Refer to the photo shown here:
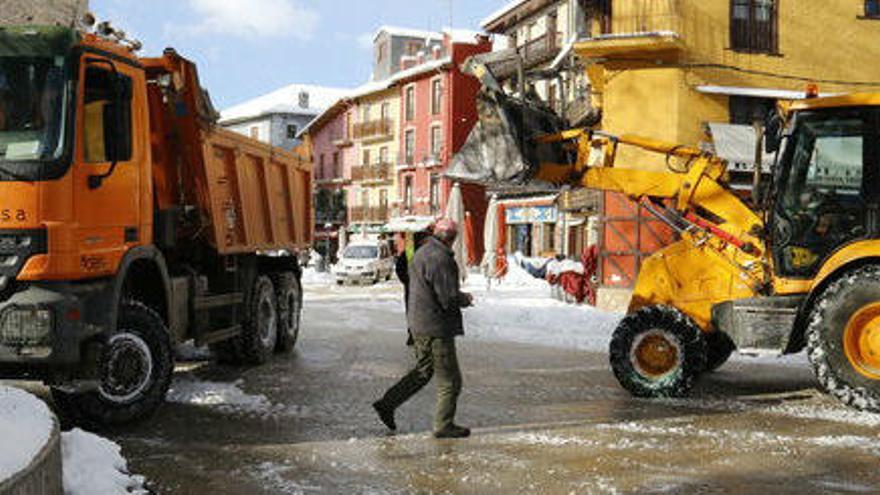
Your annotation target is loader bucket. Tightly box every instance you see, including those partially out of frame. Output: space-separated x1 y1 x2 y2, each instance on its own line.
447 90 573 185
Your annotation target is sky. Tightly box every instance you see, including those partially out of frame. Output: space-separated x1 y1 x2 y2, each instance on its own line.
91 0 506 110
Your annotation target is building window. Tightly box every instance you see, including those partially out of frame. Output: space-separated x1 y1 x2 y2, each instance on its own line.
730 0 778 53
430 174 440 214
430 126 442 158
381 102 390 122
362 104 371 123
363 149 371 166
404 175 414 212
431 79 443 115
287 124 298 139
332 151 339 177
379 146 388 164
866 0 880 17
318 154 325 179
729 96 776 125
405 41 421 56
250 126 259 140
380 189 388 213
404 129 415 164
405 86 415 121
376 41 386 64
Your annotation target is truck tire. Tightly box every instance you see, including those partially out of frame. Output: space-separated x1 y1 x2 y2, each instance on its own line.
51 301 174 427
273 272 302 353
806 265 880 412
609 305 706 398
236 275 278 364
704 330 736 372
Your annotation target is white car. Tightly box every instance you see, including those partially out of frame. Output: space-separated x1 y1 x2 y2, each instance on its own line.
333 241 394 285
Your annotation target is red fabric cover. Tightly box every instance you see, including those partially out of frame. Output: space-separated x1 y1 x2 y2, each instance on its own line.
464 212 477 266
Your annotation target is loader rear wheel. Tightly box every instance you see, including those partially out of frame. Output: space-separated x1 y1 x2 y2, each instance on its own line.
236 275 278 365
273 272 302 353
609 306 706 398
51 301 173 428
704 331 736 372
806 265 880 412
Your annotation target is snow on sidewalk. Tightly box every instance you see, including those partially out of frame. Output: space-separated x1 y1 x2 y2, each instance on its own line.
0 385 53 482
61 429 147 495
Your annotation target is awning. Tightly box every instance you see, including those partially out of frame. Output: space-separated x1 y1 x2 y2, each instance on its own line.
384 216 435 233
697 85 838 100
708 123 774 172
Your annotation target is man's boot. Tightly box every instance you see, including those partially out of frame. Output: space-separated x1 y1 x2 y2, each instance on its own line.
372 400 396 431
433 424 470 439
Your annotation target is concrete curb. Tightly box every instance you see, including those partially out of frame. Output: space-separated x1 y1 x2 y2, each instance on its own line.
0 417 63 495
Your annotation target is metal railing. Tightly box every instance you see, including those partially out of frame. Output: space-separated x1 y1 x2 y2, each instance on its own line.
350 163 394 183
352 119 394 140
590 0 682 38
349 206 390 223
315 209 347 224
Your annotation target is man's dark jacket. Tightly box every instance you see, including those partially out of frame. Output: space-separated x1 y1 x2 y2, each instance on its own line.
407 237 469 338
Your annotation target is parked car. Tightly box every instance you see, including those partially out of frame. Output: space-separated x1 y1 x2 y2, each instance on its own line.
333 241 394 285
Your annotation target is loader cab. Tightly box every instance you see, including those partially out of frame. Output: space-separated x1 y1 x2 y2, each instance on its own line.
769 104 880 279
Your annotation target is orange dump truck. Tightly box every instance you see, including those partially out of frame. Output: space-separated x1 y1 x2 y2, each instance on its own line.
0 24 312 425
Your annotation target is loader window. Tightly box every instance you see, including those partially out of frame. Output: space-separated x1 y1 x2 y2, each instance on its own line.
774 110 871 277
82 67 132 163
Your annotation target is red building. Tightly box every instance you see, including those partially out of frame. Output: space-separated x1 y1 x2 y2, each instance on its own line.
394 31 492 259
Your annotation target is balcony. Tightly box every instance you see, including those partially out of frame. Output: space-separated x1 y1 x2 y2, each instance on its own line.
352 119 394 143
315 209 347 225
575 0 684 60
350 163 394 184
330 130 353 148
520 32 563 70
349 206 390 223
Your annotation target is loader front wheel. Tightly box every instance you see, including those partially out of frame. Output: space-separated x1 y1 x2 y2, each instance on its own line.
609 306 706 398
806 265 880 412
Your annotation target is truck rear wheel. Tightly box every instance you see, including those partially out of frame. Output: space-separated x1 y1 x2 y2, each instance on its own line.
273 272 302 353
806 265 880 412
236 275 277 364
52 301 174 427
609 306 706 398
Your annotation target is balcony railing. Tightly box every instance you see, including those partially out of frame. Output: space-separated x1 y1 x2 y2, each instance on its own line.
352 119 394 141
350 163 394 183
592 0 681 39
330 130 353 147
315 209 347 224
349 206 390 223
519 32 561 69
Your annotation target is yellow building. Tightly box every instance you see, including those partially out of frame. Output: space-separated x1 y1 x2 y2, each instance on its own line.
573 0 880 308
349 86 400 229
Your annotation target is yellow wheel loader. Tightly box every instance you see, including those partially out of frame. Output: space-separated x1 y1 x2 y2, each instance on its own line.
451 66 880 411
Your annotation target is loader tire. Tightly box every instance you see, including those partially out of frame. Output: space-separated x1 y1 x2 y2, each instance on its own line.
806 266 880 412
52 301 174 428
609 305 706 398
704 330 736 372
272 272 302 353
236 275 278 365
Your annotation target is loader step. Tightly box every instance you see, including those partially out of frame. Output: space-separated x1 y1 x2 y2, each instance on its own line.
196 325 242 346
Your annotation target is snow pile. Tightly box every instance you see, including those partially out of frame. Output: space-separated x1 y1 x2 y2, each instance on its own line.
301 267 334 286
61 428 146 495
167 377 276 415
0 385 53 482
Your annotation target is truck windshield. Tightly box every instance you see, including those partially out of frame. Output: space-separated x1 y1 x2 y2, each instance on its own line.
0 56 67 162
344 246 379 259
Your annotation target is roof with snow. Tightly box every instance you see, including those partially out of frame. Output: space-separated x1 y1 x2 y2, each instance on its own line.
220 84 351 124
480 0 529 29
372 25 443 43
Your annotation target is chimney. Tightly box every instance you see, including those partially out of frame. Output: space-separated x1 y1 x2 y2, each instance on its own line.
298 90 310 109
416 50 425 65
432 44 442 60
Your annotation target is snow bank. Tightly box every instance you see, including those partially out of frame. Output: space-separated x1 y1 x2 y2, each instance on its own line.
61 428 146 495
301 267 334 286
0 385 53 482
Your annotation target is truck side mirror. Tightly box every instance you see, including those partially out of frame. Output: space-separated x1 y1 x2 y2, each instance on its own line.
88 69 132 189
764 110 782 154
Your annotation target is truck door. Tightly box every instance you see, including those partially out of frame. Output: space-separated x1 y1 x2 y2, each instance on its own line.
73 56 143 277
771 107 879 278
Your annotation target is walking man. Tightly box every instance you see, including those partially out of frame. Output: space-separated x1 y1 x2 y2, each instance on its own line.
373 218 474 438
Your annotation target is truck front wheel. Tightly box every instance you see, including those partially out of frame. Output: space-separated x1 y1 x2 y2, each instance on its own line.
52 301 174 427
273 273 302 353
609 305 706 398
807 265 880 412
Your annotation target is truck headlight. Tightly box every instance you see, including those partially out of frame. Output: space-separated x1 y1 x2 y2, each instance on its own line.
0 308 52 346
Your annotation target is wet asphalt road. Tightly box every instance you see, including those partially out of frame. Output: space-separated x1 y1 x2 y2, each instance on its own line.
48 284 880 493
